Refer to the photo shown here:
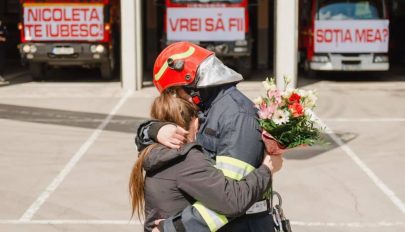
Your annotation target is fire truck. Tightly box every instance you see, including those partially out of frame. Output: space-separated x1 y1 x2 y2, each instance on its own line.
299 0 389 77
18 0 120 81
160 0 254 77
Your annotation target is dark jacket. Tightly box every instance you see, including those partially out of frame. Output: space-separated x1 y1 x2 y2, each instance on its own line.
143 143 272 232
136 85 274 232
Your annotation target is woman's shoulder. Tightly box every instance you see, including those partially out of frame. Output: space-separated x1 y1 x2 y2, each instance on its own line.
143 143 204 173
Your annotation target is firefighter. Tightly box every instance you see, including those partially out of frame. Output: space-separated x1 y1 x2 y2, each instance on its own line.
0 18 8 85
130 94 275 232
136 42 282 232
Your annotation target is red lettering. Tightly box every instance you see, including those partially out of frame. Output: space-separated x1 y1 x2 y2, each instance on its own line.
27 9 38 22
374 29 382 42
60 24 69 37
179 19 188 31
34 24 42 37
316 29 323 43
89 24 99 36
229 18 239 32
72 9 80 21
24 24 34 38
169 18 179 32
82 8 89 21
71 24 79 37
42 9 52 22
383 28 388 42
63 8 71 22
343 29 352 42
189 18 200 32
355 29 366 42
215 18 225 31
324 29 333 43
48 24 58 37
80 24 89 37
53 8 62 22
366 28 374 43
89 9 100 21
205 18 214 32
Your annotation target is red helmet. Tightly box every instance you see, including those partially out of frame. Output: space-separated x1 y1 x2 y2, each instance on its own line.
153 42 214 93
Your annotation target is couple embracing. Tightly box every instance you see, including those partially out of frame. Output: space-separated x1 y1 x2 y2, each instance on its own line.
130 42 284 232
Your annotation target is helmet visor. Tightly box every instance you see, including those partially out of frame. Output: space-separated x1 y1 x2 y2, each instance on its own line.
196 55 243 88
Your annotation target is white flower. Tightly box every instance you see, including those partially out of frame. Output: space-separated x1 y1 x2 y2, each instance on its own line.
262 78 277 91
282 88 294 99
302 90 317 108
253 96 264 106
272 109 290 125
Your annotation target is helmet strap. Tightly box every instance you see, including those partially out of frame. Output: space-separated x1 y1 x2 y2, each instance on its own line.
184 87 204 109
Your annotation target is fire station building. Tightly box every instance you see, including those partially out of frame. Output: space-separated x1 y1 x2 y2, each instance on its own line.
0 0 404 90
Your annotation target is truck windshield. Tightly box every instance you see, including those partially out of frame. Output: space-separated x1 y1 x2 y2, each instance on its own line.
170 0 242 3
317 0 385 20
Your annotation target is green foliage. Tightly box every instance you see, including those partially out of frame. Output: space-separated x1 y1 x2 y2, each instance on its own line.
259 115 321 148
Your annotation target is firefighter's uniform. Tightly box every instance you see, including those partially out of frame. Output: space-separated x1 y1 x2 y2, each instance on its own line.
143 143 272 232
136 42 275 232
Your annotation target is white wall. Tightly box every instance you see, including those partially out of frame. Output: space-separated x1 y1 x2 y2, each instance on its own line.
274 0 298 89
120 0 143 91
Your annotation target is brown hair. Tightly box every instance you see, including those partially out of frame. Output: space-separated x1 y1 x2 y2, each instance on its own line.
129 91 198 220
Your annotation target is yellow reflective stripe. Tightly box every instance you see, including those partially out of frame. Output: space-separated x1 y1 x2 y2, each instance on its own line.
193 202 228 232
216 156 255 181
220 169 244 181
154 46 196 81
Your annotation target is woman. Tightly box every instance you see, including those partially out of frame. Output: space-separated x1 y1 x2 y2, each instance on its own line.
130 92 276 232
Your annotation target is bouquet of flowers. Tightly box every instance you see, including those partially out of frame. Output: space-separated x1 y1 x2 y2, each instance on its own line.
254 77 321 150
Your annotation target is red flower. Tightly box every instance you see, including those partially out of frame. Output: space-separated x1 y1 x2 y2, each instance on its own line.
289 93 301 103
289 102 304 117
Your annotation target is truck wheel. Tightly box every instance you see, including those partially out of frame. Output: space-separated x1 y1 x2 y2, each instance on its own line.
237 56 252 79
30 63 46 81
100 52 116 80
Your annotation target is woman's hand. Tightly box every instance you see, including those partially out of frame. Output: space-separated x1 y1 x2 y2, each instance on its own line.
262 153 283 174
157 124 189 149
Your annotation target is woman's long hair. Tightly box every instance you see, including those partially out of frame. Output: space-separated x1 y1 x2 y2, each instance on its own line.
129 91 198 220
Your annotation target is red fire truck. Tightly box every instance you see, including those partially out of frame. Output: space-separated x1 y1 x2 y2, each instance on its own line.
299 0 389 77
161 0 254 77
18 0 120 80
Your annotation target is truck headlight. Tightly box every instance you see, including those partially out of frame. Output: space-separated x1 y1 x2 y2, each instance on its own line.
30 45 37 53
90 45 97 53
235 40 248 46
22 44 31 53
234 47 248 53
312 55 329 63
96 45 105 53
374 55 388 63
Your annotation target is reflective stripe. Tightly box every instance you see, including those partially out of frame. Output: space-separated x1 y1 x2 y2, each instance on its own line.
193 202 228 232
216 156 255 181
193 156 254 231
154 46 196 81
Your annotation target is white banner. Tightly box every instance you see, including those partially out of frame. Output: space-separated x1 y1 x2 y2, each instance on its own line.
314 20 389 53
23 4 104 41
167 7 245 41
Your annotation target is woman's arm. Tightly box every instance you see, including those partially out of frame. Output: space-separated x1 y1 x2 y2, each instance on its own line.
177 148 272 217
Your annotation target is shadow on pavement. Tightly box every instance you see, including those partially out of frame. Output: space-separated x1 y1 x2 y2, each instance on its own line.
0 103 145 134
284 132 358 160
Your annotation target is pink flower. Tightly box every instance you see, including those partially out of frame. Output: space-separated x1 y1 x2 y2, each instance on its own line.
267 89 282 105
258 102 276 119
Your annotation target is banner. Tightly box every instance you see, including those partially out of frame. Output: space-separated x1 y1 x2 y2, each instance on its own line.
314 20 389 53
167 7 245 41
23 4 104 41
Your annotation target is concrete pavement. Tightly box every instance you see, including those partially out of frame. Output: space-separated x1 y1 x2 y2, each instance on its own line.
0 67 405 231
